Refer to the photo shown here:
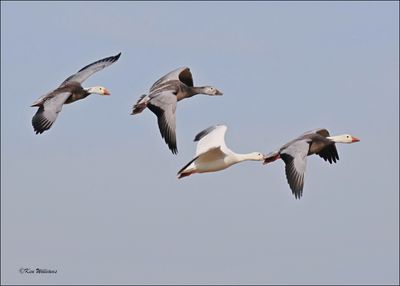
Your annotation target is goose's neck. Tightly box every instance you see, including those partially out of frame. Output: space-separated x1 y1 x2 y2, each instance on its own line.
190 86 208 96
233 153 257 163
84 87 97 95
326 135 344 143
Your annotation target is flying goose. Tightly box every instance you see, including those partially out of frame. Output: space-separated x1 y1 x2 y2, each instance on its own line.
131 67 223 154
31 53 121 134
177 124 265 178
263 128 360 199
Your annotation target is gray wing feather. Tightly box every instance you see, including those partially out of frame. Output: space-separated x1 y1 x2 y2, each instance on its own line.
150 67 192 92
32 92 71 134
61 53 121 85
146 91 178 154
280 140 309 199
301 128 331 138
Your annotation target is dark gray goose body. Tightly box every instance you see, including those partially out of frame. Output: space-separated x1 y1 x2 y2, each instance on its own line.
264 128 360 199
31 53 121 134
131 67 223 154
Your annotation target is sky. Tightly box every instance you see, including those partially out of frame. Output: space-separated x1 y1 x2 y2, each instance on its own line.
1 1 399 285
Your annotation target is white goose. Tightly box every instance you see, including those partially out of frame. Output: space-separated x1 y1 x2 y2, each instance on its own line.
31 53 121 134
263 128 360 199
178 124 265 178
131 67 223 154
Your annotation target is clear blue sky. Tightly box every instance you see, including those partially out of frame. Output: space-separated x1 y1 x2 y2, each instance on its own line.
1 1 399 285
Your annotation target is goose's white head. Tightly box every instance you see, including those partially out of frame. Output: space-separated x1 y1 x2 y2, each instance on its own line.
86 86 110 96
328 134 360 143
202 86 223 96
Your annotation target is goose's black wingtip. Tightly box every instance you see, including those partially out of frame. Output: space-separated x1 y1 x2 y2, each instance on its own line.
114 52 122 60
34 128 44 135
293 190 303 200
194 125 218 142
107 52 121 63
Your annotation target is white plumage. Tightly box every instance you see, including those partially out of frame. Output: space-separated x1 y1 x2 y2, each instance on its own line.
178 125 265 178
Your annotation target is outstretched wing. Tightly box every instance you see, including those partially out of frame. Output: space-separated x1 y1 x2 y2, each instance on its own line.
61 53 121 85
280 139 310 199
32 91 71 134
300 128 339 163
147 91 178 154
317 144 339 164
194 124 229 156
301 128 330 138
150 67 193 92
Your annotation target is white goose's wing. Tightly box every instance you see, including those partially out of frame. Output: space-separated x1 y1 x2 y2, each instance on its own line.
31 91 71 134
147 90 178 154
194 124 229 156
177 125 227 177
61 53 121 85
279 139 310 199
150 67 193 92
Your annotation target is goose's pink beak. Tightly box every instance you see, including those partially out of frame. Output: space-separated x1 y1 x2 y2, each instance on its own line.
263 154 280 165
352 137 360 143
103 88 110 96
215 89 223 96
